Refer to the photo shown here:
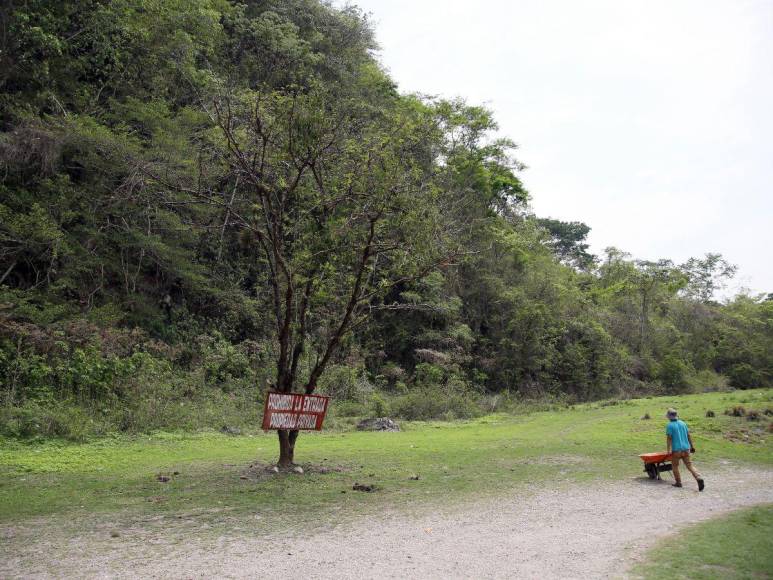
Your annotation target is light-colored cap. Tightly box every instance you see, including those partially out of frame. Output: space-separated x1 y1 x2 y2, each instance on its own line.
666 408 678 418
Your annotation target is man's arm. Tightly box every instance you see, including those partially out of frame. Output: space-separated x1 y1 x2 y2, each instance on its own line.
667 434 672 454
688 431 696 453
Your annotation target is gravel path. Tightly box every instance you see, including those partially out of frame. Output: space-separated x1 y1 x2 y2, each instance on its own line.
2 466 772 579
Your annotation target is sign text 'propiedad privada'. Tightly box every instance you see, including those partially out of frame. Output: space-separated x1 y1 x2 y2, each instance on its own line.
261 392 330 431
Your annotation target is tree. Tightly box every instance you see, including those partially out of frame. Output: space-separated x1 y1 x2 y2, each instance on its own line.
537 218 595 270
679 253 737 303
712 294 773 388
2 0 771 441
598 248 686 355
145 86 460 465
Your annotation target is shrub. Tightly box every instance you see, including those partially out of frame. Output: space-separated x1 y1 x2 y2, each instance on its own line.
198 334 253 387
0 402 95 440
331 400 368 417
658 355 691 392
318 365 373 402
0 354 264 440
389 387 483 420
688 369 728 392
379 362 406 386
56 347 130 401
412 363 445 388
369 392 390 417
481 393 502 413
0 342 55 403
725 363 764 389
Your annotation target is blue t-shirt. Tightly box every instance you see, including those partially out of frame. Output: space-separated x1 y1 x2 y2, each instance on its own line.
666 419 690 451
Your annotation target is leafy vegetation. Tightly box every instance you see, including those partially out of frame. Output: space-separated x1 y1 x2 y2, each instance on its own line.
1 0 772 458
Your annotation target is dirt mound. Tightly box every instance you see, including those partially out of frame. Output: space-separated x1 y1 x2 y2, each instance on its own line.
238 461 351 481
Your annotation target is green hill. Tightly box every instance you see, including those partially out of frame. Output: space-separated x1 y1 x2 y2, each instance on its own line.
1 0 771 442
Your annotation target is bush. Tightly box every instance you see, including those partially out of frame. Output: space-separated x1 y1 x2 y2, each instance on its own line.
0 324 171 405
198 334 254 387
369 392 390 417
389 387 483 420
330 400 368 418
0 402 95 440
481 393 503 413
658 355 692 392
0 342 55 403
688 369 728 392
725 363 765 389
318 364 373 402
412 363 445 388
56 347 133 401
378 362 405 387
0 354 264 440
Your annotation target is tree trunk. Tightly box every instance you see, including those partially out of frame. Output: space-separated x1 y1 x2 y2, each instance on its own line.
0 261 16 286
639 291 648 354
277 429 301 467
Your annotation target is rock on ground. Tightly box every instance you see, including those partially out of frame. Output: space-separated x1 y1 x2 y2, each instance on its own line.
356 417 400 432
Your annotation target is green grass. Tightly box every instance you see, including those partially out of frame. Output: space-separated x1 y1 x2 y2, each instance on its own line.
634 504 773 579
0 389 771 531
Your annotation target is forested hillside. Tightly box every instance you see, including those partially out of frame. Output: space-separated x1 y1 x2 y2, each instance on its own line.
1 0 771 439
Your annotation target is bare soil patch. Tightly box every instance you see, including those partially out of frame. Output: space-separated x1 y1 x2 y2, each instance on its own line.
237 461 351 482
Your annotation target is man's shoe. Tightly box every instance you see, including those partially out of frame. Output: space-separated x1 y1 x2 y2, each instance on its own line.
698 479 705 492
672 483 682 488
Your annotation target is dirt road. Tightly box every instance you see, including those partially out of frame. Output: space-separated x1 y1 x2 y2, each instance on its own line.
2 466 771 579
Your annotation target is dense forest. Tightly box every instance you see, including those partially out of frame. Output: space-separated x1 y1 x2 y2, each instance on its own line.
1 0 771 441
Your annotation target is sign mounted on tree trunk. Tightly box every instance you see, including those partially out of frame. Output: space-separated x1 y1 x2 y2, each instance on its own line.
261 392 330 431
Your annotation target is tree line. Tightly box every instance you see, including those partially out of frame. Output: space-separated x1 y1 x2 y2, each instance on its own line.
1 0 771 447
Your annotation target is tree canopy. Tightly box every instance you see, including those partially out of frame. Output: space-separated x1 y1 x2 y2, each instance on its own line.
1 0 770 447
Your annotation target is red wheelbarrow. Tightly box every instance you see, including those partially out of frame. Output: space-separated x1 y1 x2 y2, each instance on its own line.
639 452 673 480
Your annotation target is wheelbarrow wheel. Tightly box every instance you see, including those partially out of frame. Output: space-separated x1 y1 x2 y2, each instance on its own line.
645 463 658 479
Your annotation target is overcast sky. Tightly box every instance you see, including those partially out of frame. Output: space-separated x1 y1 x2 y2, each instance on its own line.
337 0 773 296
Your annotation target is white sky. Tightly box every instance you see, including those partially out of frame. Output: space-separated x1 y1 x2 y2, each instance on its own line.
338 0 773 296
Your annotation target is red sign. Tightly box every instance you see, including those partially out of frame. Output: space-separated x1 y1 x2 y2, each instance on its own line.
261 392 330 431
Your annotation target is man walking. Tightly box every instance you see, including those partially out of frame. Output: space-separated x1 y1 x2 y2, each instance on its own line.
666 408 705 491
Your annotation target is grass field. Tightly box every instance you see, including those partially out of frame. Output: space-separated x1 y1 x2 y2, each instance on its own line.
0 389 771 531
635 504 773 579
